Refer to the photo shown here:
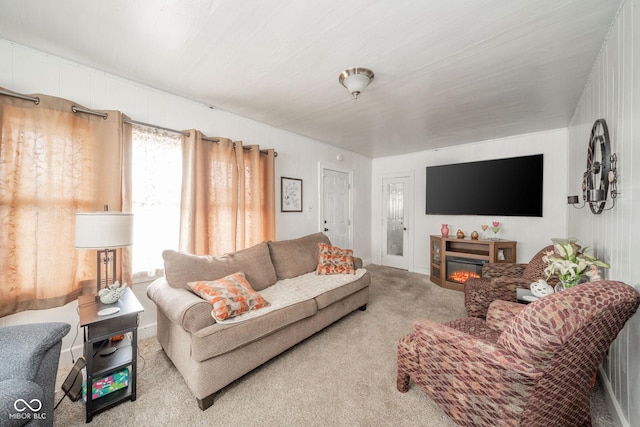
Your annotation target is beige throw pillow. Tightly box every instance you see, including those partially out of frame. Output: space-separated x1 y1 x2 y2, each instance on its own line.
267 232 331 279
163 241 277 291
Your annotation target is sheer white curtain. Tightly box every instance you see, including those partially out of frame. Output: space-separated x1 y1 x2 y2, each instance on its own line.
131 125 181 278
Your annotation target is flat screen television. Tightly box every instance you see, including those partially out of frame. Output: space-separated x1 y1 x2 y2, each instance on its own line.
425 154 543 217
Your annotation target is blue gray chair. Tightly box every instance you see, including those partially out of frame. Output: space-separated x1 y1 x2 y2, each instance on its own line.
0 322 70 427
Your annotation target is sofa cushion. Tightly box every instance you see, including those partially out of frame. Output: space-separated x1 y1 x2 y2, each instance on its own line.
268 232 331 279
316 243 355 275
215 269 368 324
189 272 270 321
314 271 370 309
163 241 277 291
191 299 318 361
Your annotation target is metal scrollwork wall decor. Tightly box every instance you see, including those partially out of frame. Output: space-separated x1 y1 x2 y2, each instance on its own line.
584 119 611 213
568 118 619 214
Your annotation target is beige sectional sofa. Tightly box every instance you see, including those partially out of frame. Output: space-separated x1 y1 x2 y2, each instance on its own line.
146 232 370 410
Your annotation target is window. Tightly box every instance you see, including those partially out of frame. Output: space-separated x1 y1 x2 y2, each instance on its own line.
131 125 182 279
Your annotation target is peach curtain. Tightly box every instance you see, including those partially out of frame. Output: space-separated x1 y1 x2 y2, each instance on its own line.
239 144 276 248
179 131 275 256
0 90 131 316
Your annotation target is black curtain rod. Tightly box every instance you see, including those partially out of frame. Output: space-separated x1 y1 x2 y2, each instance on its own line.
2 87 277 156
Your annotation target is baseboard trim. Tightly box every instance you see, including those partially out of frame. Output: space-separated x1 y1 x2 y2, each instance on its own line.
411 267 429 276
59 344 85 368
139 322 157 340
599 366 628 427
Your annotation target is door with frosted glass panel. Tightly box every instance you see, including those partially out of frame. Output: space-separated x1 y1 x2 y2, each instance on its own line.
382 177 410 270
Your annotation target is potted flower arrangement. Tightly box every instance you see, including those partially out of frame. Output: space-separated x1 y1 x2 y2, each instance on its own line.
542 239 610 289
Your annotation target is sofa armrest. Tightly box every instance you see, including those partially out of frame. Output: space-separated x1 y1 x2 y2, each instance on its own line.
353 257 363 270
482 262 527 279
147 278 215 333
412 318 539 379
486 300 525 333
406 319 542 422
489 277 533 301
0 323 70 382
490 277 531 302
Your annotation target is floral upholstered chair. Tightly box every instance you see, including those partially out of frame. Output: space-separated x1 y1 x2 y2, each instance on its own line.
464 245 557 318
397 280 639 427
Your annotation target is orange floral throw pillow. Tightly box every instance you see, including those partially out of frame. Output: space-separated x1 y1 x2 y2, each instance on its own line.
188 272 269 321
316 242 356 275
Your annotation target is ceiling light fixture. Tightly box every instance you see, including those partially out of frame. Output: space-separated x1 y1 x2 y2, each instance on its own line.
339 67 374 99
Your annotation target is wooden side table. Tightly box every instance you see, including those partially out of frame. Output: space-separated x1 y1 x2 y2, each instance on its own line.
78 288 143 423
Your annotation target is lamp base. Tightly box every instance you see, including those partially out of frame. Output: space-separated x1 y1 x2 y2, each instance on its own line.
96 249 118 295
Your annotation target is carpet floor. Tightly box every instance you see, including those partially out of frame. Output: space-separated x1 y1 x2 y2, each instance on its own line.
54 264 614 426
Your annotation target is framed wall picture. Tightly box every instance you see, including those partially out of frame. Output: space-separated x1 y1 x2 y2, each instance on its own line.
281 177 303 212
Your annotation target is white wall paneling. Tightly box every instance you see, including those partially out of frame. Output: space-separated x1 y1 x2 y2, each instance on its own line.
567 0 639 425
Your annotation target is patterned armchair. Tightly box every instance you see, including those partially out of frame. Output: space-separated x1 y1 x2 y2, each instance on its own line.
397 280 640 427
464 245 557 318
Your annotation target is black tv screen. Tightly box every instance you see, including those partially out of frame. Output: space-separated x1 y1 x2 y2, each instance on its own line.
426 154 543 216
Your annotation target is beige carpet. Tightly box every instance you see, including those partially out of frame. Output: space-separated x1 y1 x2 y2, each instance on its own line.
53 264 614 426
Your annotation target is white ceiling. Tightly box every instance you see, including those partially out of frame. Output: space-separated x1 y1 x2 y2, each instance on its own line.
0 0 622 158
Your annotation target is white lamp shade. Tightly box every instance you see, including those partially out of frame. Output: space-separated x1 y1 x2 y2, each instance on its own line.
343 74 371 95
339 67 374 98
75 212 134 249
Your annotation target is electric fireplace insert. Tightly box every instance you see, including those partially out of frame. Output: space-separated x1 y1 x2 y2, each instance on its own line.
446 256 487 284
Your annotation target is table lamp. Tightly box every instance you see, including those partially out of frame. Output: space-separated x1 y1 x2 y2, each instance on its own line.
75 208 134 297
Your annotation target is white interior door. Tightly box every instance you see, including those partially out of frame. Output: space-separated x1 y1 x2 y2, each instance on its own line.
321 168 352 249
382 177 410 269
